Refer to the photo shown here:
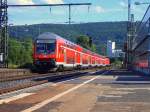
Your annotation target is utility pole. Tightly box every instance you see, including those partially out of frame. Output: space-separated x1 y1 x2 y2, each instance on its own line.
68 4 71 24
0 0 8 68
128 0 131 22
130 14 135 66
125 0 131 68
130 14 135 50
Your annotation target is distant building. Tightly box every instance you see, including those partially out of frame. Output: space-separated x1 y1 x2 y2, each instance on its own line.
113 49 124 58
107 40 115 57
107 40 114 57
107 40 124 58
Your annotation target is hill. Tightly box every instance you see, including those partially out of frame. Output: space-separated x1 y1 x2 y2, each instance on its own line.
9 21 127 55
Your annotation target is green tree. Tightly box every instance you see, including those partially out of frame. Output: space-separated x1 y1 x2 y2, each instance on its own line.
8 38 33 68
76 35 90 49
76 35 96 52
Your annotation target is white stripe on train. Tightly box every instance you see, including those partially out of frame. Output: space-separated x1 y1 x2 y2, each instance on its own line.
56 62 107 67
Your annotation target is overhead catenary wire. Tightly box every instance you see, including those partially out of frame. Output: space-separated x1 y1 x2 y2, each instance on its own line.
7 3 92 25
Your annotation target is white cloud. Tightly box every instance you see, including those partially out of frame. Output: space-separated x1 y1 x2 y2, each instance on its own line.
119 0 143 13
43 0 64 4
94 6 123 14
119 1 127 8
94 6 105 13
8 0 34 4
8 0 64 4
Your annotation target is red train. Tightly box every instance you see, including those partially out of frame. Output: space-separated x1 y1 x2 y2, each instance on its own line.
33 32 110 70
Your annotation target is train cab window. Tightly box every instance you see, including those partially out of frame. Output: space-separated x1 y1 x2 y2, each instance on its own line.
36 43 45 54
36 39 56 54
46 43 55 53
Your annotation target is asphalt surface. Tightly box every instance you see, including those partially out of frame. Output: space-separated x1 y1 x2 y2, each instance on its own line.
0 69 150 112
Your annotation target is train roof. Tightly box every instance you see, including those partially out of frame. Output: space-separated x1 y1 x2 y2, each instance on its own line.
36 32 78 46
36 32 63 40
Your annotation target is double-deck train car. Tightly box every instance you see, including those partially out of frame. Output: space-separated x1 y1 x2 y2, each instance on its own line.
33 32 110 70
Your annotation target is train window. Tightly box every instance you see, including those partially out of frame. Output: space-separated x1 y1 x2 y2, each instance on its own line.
36 39 56 54
46 43 55 53
36 43 45 53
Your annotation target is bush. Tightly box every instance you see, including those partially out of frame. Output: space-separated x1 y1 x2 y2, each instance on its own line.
8 38 33 68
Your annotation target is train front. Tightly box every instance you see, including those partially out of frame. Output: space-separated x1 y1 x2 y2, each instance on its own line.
33 33 57 69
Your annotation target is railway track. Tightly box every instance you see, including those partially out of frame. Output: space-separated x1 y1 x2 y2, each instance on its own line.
0 69 82 82
0 69 30 82
0 67 111 82
0 67 110 95
0 69 108 94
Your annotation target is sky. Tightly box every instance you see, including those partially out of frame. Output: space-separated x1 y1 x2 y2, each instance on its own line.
8 0 149 25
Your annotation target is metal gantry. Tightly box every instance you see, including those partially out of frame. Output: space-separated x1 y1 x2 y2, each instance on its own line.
0 0 8 67
8 3 91 25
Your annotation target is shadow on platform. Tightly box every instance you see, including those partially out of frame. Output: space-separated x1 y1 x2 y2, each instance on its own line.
106 69 150 84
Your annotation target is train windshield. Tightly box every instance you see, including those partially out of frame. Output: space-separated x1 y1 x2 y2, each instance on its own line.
36 39 56 54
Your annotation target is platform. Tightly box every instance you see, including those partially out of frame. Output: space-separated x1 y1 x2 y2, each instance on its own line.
0 69 150 112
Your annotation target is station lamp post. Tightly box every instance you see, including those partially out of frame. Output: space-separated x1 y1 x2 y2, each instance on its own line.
134 1 150 33
134 1 150 35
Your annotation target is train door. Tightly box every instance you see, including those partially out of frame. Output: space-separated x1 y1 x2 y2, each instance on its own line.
74 52 77 66
72 51 76 68
88 56 91 65
80 53 82 65
57 43 62 63
58 44 66 64
64 48 67 64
